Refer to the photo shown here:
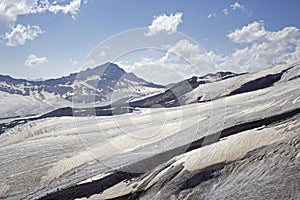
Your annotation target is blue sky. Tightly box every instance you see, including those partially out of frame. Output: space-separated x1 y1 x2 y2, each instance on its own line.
0 0 300 84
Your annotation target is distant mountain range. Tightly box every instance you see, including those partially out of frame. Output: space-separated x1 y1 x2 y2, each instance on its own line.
2 61 298 122
17 61 298 121
0 63 241 119
0 63 164 104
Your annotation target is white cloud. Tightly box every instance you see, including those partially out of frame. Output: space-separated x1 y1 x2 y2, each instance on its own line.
208 13 216 19
25 54 48 67
1 0 83 46
222 9 229 15
2 24 44 46
48 0 81 20
230 1 244 10
145 12 183 36
227 20 267 43
118 57 186 85
211 21 300 72
0 0 82 25
165 39 212 69
117 39 214 85
0 0 31 24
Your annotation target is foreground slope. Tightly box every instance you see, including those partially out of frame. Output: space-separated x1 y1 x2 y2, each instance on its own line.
0 62 299 200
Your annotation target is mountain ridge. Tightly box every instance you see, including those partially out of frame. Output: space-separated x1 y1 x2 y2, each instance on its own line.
0 63 164 104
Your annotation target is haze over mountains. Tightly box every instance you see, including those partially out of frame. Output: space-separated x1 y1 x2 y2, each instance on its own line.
0 61 299 199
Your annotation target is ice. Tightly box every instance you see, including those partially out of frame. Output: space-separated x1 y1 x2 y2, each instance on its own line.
0 62 299 199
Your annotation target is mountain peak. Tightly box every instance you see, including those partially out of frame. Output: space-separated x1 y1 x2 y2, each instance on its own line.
92 62 125 73
76 62 126 81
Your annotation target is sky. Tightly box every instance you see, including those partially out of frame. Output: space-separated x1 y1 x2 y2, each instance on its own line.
0 0 300 84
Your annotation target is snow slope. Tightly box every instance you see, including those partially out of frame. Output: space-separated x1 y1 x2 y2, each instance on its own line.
0 91 70 119
0 62 299 200
178 61 300 105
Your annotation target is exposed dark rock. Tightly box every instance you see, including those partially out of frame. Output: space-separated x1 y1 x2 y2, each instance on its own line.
227 70 287 96
38 171 142 200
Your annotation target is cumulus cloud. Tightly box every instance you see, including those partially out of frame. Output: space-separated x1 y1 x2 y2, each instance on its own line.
0 0 82 25
208 13 216 19
0 0 83 46
227 20 267 43
145 12 183 36
48 0 81 20
117 39 213 85
0 0 31 24
230 1 244 10
2 24 43 46
165 39 212 69
211 20 300 72
25 54 48 67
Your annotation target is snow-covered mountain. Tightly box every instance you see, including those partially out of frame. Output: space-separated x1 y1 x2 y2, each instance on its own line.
0 62 164 103
0 63 242 119
0 63 164 118
129 71 240 107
